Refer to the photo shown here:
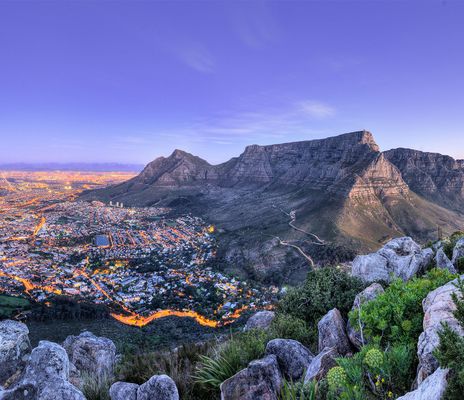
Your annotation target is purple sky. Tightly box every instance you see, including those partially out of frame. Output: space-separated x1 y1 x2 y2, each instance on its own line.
0 1 463 165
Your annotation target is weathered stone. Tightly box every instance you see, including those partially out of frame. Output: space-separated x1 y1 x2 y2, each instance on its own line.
244 311 275 332
265 339 314 380
137 374 179 400
63 331 116 380
417 277 464 384
435 248 456 273
397 368 449 400
0 320 31 385
347 283 384 349
0 341 85 400
304 347 338 382
352 237 434 283
109 381 139 400
452 238 464 265
318 309 351 355
220 355 282 400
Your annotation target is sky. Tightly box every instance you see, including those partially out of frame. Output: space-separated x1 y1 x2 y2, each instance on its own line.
0 0 463 165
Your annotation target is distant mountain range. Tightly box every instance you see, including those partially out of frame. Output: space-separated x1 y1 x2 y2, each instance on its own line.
81 131 464 284
0 163 144 172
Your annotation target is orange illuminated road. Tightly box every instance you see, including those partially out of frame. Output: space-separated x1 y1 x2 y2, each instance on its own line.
32 216 46 237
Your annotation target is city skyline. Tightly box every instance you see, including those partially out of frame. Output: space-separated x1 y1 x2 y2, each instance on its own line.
1 1 463 164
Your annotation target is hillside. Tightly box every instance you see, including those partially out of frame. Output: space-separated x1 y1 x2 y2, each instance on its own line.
81 131 464 283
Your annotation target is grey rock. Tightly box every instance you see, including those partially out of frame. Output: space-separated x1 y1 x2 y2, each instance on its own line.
417 277 464 384
347 283 384 349
63 331 116 380
304 347 339 382
0 320 31 385
110 381 139 400
244 311 275 332
397 368 449 400
220 355 282 400
435 248 456 273
265 339 314 380
0 341 85 400
318 309 351 355
452 238 464 265
352 237 434 283
137 374 179 400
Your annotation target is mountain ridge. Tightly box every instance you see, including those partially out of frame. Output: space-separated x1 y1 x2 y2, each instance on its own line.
81 130 464 284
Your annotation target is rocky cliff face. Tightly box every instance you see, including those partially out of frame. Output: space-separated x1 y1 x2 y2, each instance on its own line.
81 131 464 284
384 148 464 213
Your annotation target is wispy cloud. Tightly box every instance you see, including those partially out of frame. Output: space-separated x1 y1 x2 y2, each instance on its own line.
299 100 336 119
175 43 215 73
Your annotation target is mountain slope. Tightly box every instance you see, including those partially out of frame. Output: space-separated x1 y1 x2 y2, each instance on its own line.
81 131 464 284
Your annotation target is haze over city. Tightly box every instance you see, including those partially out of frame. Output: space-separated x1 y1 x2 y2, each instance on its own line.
1 0 463 165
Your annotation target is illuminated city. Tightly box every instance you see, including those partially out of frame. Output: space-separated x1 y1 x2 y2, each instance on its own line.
0 171 275 328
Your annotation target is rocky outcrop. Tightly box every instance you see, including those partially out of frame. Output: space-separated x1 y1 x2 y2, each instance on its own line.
452 238 464 265
63 331 116 381
347 283 384 349
417 277 464 384
265 339 314 380
0 341 85 400
244 311 275 332
397 368 449 400
109 382 139 400
352 237 434 283
304 347 339 382
220 355 282 400
384 148 464 213
318 309 351 356
137 375 179 400
0 320 31 385
435 248 456 273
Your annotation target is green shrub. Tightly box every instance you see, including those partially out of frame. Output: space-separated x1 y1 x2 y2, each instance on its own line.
435 278 464 400
80 372 113 400
194 329 270 393
349 268 457 348
279 379 318 400
442 232 464 260
278 267 364 350
270 314 315 348
331 344 415 399
455 257 464 273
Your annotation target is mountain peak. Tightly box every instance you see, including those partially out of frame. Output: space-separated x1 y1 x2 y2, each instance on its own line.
342 130 380 152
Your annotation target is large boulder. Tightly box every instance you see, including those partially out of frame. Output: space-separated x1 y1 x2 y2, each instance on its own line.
265 339 314 380
352 237 434 283
63 331 116 380
0 341 85 400
137 375 179 400
244 311 275 332
109 382 139 400
0 320 31 385
220 355 282 400
417 277 464 384
452 238 464 265
347 283 384 349
304 347 339 382
435 249 456 273
397 368 449 400
318 309 351 356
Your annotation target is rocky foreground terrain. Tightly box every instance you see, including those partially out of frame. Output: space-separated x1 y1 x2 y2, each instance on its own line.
81 131 464 283
1 235 464 399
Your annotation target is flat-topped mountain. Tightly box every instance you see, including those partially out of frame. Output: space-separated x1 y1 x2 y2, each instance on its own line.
82 131 464 284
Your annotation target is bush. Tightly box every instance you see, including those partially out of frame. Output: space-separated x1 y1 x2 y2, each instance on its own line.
80 372 113 400
194 329 270 393
349 268 457 348
278 267 365 350
117 342 211 399
442 231 464 260
270 314 315 348
279 379 318 400
329 344 415 399
435 278 464 400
